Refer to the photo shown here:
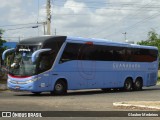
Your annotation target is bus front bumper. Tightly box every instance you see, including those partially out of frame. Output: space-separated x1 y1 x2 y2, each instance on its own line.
7 76 52 92
8 81 35 92
7 77 41 92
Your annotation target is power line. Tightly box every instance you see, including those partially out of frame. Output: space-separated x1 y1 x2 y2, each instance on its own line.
52 0 158 40
54 0 157 6
53 4 160 11
0 22 42 28
53 0 160 10
5 25 42 31
86 0 155 37
105 12 160 38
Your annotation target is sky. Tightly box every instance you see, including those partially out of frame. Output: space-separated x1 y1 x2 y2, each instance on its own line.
0 0 160 43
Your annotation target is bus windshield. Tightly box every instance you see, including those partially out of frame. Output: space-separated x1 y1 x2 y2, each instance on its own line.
9 45 40 76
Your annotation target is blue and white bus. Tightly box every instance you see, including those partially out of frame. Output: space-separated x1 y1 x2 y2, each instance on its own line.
2 36 159 95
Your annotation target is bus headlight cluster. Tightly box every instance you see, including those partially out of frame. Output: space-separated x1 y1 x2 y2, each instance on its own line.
9 77 41 84
26 78 38 83
25 77 41 84
8 78 11 82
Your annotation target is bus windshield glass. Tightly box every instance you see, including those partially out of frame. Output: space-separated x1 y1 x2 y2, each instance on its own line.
9 45 40 76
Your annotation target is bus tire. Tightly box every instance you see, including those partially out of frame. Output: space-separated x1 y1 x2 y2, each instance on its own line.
53 80 67 95
134 78 143 91
124 78 133 91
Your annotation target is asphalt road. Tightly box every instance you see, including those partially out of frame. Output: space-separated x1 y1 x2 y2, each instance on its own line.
0 86 160 120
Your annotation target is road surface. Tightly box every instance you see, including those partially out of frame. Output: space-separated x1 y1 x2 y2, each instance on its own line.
0 86 160 120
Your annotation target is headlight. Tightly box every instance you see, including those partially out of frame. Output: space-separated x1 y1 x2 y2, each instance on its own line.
25 77 41 84
8 78 11 82
9 77 41 84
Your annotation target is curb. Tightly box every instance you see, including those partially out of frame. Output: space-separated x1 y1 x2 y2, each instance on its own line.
113 102 160 110
0 84 8 91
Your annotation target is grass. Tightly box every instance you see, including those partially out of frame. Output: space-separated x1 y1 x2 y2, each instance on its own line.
0 80 7 84
0 76 7 84
158 70 160 83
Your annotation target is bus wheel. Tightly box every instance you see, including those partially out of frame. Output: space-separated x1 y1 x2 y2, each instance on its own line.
53 80 67 95
124 78 133 91
134 79 143 91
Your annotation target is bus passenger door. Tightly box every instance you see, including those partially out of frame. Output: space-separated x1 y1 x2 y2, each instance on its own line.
36 52 54 91
37 71 51 91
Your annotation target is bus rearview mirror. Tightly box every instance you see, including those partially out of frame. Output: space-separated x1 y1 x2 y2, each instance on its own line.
31 48 51 63
2 48 15 60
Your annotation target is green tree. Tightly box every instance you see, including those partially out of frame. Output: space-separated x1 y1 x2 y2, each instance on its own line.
0 29 7 62
138 29 160 50
148 29 158 41
137 29 160 67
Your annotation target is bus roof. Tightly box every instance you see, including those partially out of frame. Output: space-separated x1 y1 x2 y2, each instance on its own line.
67 36 158 50
19 36 66 45
18 36 158 50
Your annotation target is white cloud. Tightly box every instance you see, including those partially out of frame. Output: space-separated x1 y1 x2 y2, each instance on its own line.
1 0 160 43
52 0 134 39
0 0 21 8
64 0 89 13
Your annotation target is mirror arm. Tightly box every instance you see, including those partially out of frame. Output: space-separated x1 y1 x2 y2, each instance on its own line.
31 48 51 63
2 48 15 60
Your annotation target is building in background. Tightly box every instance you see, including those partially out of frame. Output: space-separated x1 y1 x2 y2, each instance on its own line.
125 40 135 44
2 42 17 48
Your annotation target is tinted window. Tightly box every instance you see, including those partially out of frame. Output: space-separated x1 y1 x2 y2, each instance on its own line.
60 43 80 63
132 48 158 62
37 51 56 73
60 43 158 63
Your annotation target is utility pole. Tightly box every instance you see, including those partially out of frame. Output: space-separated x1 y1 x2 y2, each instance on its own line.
37 22 46 35
46 0 51 35
18 36 21 43
55 28 56 35
122 32 127 41
43 22 46 35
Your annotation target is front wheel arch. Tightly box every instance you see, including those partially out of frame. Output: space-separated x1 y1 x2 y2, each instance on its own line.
51 78 68 95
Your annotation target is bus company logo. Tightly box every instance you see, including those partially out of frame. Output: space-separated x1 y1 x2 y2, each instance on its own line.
113 63 141 70
19 49 31 52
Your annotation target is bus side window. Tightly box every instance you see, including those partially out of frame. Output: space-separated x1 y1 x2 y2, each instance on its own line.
38 52 55 73
39 55 50 71
60 43 79 63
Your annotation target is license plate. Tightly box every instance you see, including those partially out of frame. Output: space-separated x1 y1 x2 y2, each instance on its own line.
15 86 20 89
